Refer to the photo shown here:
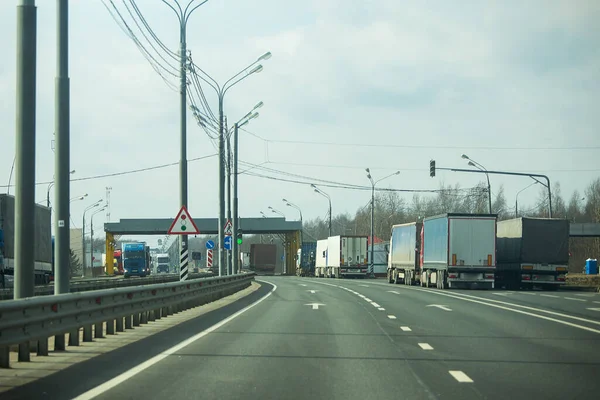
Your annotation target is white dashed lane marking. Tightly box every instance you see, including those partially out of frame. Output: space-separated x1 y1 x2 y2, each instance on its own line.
387 315 397 320
418 343 434 350
449 371 473 383
400 326 412 332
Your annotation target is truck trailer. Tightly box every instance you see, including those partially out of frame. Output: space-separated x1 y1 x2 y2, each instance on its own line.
495 217 569 290
0 194 53 286
250 244 277 275
326 235 369 278
420 213 497 289
315 239 328 277
296 241 317 277
387 222 422 285
155 253 170 273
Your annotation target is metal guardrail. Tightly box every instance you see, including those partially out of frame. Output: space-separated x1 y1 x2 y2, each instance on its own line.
0 272 214 300
0 272 254 368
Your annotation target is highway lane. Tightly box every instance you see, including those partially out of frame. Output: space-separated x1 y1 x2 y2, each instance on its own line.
74 276 484 400
4 276 599 399
304 277 600 399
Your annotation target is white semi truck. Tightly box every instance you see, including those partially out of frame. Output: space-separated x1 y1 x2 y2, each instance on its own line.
315 239 328 278
325 235 369 278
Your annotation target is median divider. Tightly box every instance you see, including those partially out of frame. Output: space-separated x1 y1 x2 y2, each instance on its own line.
0 272 255 368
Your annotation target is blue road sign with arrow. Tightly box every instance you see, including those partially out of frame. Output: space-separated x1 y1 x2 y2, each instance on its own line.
206 240 215 250
224 236 232 250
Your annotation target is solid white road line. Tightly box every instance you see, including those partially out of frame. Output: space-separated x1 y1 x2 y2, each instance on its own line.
73 281 278 400
400 326 412 331
449 371 473 383
387 315 397 319
418 343 434 350
540 294 559 298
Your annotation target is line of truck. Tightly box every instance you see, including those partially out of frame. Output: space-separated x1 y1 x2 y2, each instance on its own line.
387 213 570 290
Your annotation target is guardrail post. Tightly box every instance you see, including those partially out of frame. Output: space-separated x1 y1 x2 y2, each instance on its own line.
95 322 104 338
55 334 66 351
106 319 115 335
18 342 30 362
133 313 140 326
83 325 93 342
116 317 124 332
0 346 9 368
69 329 80 346
162 306 169 316
125 315 133 329
140 311 148 324
148 310 156 321
37 338 49 356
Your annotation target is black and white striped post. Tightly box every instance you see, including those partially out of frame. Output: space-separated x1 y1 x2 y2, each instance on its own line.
180 237 189 281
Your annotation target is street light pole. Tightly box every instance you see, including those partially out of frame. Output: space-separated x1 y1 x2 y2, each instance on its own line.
89 207 106 277
283 198 303 244
82 200 102 278
311 185 332 237
189 53 270 277
462 154 492 214
231 108 260 275
515 182 538 217
161 0 210 282
365 169 400 278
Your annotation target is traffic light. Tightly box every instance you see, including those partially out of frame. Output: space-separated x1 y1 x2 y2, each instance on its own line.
429 159 436 177
237 232 243 245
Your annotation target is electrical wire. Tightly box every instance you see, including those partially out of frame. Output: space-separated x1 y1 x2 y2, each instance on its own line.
0 154 217 188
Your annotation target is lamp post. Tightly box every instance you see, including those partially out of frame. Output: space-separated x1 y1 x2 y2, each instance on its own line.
189 52 271 277
161 0 210 282
82 199 102 277
47 169 75 208
365 169 400 278
70 193 87 203
227 101 264 274
283 198 303 248
462 154 492 214
515 182 539 217
311 184 332 237
89 206 107 277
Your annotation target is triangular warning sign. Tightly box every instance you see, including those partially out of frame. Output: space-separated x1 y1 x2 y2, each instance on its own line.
224 219 232 235
168 206 200 235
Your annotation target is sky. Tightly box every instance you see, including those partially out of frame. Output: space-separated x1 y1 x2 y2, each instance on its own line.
1 0 599 248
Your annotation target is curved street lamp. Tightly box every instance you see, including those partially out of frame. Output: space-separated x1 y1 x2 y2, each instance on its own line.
311 184 332 237
82 199 103 276
365 169 400 277
462 154 492 214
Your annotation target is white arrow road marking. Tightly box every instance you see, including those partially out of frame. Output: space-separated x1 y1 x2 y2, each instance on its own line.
308 290 318 294
387 291 400 294
305 303 325 310
427 304 452 311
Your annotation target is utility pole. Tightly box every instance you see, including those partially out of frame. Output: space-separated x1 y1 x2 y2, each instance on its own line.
226 120 232 275
14 0 37 362
218 96 225 276
232 123 239 275
53 0 70 352
370 184 375 277
162 0 210 281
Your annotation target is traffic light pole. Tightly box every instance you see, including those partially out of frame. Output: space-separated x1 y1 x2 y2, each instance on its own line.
435 166 553 217
232 123 239 275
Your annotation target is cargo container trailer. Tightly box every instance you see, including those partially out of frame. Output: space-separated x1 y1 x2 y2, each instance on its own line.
387 222 422 285
315 239 328 277
296 241 317 277
326 235 369 278
250 244 277 275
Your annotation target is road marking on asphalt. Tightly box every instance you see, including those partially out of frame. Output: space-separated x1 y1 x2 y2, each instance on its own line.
540 294 560 298
586 308 600 312
418 343 434 350
360 285 370 287
387 315 397 319
575 294 596 297
364 298 373 302
493 292 510 296
378 307 385 311
400 326 412 331
520 292 537 295
449 371 473 383
565 297 587 302
387 291 400 294
305 303 325 310
594 301 600 304
372 302 381 308
426 304 452 311
73 280 278 400
299 284 307 287
308 290 318 294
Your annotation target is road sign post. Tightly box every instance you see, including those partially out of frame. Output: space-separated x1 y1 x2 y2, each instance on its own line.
168 206 200 282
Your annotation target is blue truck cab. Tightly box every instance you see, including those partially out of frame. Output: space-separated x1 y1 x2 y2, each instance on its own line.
122 242 150 278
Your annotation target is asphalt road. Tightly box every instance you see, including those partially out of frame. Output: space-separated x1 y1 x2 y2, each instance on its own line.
4 277 600 400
